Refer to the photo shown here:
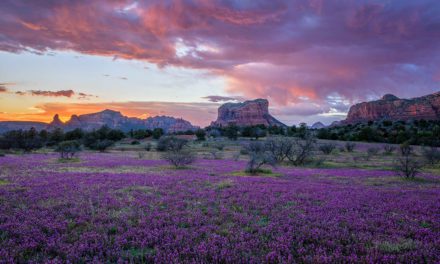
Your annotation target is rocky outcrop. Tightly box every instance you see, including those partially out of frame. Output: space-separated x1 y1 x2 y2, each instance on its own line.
211 99 286 127
311 122 325 129
48 114 64 129
0 109 198 133
345 92 440 124
145 116 196 133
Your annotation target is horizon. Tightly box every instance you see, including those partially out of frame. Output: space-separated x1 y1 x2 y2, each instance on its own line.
1 1 439 127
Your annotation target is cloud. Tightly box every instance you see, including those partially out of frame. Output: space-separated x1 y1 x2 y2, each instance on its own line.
29 90 75 97
14 89 97 99
0 82 16 93
202 95 245 102
0 0 439 119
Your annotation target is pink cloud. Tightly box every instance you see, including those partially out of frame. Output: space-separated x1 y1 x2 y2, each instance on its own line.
0 0 439 118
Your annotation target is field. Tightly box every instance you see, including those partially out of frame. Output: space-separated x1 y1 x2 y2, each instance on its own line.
1 140 439 263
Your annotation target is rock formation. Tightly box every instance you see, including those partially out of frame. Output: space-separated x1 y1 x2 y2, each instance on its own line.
211 99 286 127
345 92 440 124
311 122 325 129
0 109 198 133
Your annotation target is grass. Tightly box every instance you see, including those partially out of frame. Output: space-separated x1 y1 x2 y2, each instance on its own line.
0 179 9 185
230 168 282 177
57 157 81 163
376 239 418 253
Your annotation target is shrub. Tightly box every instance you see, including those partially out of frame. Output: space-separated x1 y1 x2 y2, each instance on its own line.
212 142 225 151
90 140 114 152
144 143 152 151
366 147 380 160
131 140 140 145
162 150 196 168
265 137 294 163
345 142 356 152
240 148 249 155
421 146 440 165
209 149 223 160
394 143 423 179
286 135 316 166
243 141 276 174
156 137 188 152
383 145 396 155
195 129 206 141
56 140 81 159
152 128 164 140
319 143 336 155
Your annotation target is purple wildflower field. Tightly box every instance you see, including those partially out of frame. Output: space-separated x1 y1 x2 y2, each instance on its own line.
0 153 439 263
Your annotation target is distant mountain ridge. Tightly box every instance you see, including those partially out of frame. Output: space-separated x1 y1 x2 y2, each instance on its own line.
0 109 198 133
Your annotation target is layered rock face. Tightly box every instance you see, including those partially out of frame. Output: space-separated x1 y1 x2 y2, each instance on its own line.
345 92 440 124
0 109 198 133
211 99 286 127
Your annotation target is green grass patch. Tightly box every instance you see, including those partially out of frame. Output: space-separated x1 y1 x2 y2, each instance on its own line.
57 157 81 163
215 180 234 190
0 179 10 185
230 169 282 177
376 239 418 253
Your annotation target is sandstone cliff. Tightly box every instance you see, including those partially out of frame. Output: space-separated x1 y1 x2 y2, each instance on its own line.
345 92 440 124
211 99 285 127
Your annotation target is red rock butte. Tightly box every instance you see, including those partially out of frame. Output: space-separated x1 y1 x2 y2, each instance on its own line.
211 99 286 127
345 92 440 124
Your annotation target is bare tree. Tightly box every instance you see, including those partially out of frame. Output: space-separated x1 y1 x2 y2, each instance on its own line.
244 141 276 174
286 135 316 166
265 137 294 163
394 143 423 179
319 143 336 155
422 146 440 166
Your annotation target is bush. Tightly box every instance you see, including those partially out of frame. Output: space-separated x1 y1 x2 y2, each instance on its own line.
131 140 140 145
383 145 396 155
394 143 423 179
152 128 164 140
195 129 206 141
345 142 356 152
286 136 316 166
156 137 188 152
422 146 440 165
90 140 114 152
144 143 152 151
243 141 276 174
265 137 293 163
209 149 223 160
162 150 196 168
56 140 81 159
319 143 336 155
366 147 380 160
212 142 225 151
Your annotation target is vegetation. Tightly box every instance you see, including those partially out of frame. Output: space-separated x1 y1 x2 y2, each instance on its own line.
56 140 81 159
317 119 440 146
394 143 423 179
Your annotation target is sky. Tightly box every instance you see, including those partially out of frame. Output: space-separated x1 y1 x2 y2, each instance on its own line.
0 0 439 126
